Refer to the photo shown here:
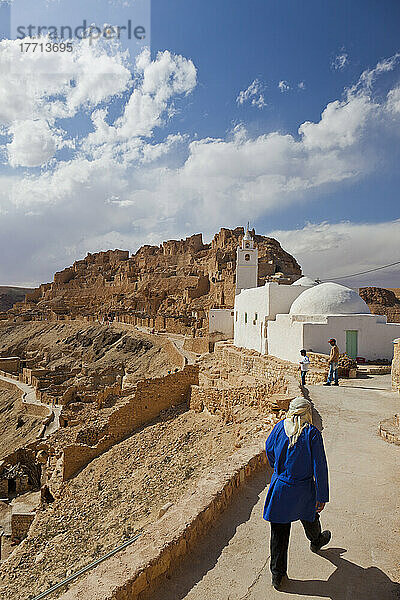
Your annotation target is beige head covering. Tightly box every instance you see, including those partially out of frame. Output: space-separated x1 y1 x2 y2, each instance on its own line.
284 397 313 448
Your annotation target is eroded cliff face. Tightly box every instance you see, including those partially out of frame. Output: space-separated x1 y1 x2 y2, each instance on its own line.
12 227 302 334
359 287 400 323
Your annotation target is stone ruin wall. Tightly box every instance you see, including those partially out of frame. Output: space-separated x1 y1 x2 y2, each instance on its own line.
188 342 328 425
11 228 302 338
189 382 290 419
62 365 199 480
213 341 327 386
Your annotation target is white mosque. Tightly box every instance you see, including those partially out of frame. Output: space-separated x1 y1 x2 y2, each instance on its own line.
210 227 400 362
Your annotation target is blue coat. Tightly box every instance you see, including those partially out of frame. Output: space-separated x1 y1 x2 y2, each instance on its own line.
263 420 329 523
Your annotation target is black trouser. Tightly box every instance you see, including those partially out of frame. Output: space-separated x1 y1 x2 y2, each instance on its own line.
270 514 322 576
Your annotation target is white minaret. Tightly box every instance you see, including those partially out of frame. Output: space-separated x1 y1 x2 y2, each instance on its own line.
235 224 258 295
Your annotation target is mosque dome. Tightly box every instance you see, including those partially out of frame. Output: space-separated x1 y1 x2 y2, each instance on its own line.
292 276 317 287
289 282 371 316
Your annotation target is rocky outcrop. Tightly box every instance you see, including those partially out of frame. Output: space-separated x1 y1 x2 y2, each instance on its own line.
359 287 400 323
12 228 302 336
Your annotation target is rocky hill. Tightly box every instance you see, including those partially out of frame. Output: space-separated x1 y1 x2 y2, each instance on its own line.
359 287 400 323
0 286 32 312
11 228 302 336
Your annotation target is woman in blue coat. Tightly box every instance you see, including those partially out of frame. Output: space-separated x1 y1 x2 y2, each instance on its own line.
263 397 331 590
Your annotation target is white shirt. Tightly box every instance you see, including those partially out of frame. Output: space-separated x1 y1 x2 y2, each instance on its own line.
299 356 310 371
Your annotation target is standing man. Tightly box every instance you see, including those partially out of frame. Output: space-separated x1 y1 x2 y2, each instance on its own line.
263 397 331 590
299 349 310 386
324 338 340 386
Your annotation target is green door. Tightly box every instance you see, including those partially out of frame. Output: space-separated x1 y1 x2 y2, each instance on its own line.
346 330 358 359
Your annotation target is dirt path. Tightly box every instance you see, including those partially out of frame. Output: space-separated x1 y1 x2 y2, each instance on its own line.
151 374 400 600
0 374 61 438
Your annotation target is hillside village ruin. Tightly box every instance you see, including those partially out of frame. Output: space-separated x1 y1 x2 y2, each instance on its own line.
0 226 399 600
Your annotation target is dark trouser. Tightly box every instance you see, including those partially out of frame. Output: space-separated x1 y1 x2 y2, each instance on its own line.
301 371 306 386
270 514 322 576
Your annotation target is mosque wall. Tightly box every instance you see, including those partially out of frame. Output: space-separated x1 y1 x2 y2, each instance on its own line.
234 286 269 353
267 314 400 363
267 315 305 363
302 315 400 361
234 283 306 354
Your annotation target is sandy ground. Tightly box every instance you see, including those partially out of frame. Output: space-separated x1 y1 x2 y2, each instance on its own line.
0 401 273 600
0 321 172 381
147 374 400 600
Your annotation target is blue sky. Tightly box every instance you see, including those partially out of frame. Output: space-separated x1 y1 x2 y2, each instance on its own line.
152 0 400 231
0 0 399 287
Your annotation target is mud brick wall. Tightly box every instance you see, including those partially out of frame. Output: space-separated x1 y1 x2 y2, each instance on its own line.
392 339 400 393
11 513 35 541
63 366 199 480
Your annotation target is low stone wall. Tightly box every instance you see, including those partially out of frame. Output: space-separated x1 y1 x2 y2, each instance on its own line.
0 369 20 382
183 336 210 355
62 366 199 480
11 512 35 542
392 339 400 393
214 342 327 386
190 381 291 419
59 434 271 600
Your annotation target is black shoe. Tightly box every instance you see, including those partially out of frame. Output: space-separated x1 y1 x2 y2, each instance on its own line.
310 530 331 553
333 382 339 386
271 573 284 590
323 382 331 386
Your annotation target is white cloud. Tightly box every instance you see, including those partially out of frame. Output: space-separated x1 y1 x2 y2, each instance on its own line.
236 79 266 109
387 85 400 114
269 220 400 288
299 94 376 150
356 54 400 91
0 37 132 126
0 44 400 285
7 120 61 167
332 52 348 71
298 81 306 90
278 80 290 92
